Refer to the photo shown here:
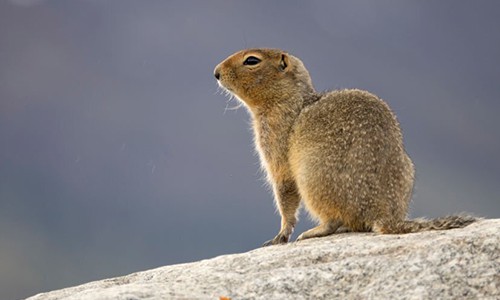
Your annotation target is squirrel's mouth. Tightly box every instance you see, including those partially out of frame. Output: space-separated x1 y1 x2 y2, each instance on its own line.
217 81 235 97
217 80 237 95
216 80 227 90
217 82 246 111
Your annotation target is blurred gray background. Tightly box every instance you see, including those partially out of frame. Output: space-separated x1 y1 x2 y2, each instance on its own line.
1 0 499 298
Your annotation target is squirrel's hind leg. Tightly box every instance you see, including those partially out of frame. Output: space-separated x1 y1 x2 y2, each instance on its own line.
296 220 342 241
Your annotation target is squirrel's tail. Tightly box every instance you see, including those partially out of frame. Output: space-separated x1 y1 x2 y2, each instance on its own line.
373 215 478 234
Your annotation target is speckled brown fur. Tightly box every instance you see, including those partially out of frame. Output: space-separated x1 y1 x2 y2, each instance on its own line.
214 48 476 246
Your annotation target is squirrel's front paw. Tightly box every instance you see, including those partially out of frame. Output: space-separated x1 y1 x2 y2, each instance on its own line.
262 233 289 247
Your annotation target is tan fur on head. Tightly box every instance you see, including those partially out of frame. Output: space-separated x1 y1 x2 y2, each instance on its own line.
214 48 314 113
214 48 477 246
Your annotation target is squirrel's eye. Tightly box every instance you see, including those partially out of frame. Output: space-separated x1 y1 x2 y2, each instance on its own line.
243 56 261 66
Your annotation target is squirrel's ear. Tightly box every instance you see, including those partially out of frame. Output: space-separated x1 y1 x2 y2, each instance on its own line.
279 54 289 71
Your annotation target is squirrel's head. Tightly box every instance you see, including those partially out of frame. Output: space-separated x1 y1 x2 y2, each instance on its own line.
214 48 315 112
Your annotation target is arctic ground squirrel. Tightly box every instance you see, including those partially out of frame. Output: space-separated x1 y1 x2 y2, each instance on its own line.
214 48 476 246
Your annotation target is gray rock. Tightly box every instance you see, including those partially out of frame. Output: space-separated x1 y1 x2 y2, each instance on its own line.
28 219 500 300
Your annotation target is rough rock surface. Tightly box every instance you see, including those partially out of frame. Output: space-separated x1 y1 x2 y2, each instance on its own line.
29 219 500 300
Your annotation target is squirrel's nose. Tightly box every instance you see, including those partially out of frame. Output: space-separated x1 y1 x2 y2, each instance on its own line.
214 71 220 80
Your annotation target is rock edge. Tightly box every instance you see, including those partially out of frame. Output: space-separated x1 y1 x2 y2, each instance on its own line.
28 219 500 300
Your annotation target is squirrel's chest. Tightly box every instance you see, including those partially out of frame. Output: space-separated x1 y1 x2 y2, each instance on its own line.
253 120 293 181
